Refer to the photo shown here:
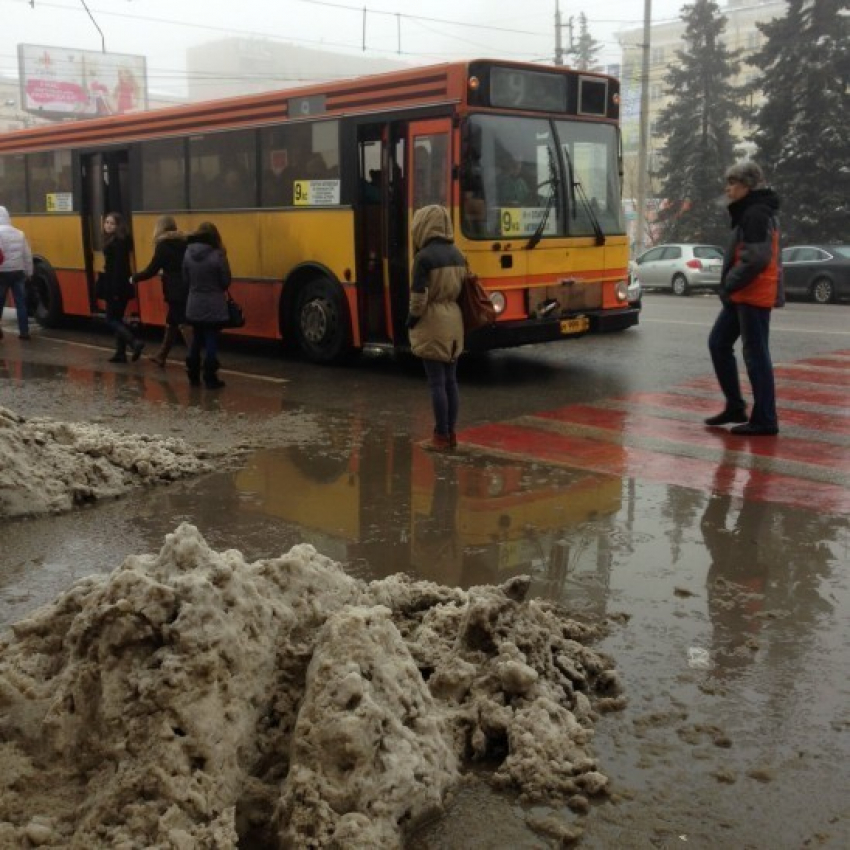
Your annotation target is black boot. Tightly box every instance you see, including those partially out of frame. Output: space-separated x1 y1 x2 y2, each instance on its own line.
108 338 128 363
203 356 225 389
186 354 201 387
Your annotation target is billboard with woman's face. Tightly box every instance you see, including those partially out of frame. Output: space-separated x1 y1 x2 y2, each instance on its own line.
19 44 148 118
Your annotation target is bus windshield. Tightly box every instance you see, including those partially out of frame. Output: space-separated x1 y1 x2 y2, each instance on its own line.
460 115 625 240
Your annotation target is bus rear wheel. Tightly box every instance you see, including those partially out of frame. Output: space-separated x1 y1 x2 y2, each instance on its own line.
295 278 351 363
27 261 64 328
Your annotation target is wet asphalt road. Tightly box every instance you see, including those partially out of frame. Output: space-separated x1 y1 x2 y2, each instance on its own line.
1 294 849 848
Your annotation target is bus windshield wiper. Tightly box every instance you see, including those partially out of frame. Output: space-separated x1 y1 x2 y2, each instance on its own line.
526 148 559 251
574 178 606 246
525 183 556 250
561 145 605 246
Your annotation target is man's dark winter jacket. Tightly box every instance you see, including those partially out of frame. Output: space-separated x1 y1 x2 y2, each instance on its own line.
722 187 781 309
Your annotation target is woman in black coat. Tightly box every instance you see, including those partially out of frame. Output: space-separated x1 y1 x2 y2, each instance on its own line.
132 215 191 367
183 221 231 389
101 211 144 363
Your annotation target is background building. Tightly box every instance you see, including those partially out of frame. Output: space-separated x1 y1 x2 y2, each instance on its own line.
184 39 409 102
618 0 787 202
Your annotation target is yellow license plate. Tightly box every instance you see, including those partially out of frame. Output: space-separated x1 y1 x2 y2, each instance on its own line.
560 316 589 335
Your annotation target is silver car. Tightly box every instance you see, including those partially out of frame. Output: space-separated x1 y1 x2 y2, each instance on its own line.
630 243 724 295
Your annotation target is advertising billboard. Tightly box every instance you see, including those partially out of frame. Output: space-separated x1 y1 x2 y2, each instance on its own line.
19 44 148 118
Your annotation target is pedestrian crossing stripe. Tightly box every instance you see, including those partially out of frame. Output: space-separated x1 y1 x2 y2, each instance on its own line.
457 349 850 513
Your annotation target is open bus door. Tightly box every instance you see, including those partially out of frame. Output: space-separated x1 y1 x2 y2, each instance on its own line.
405 119 452 341
79 150 133 312
354 123 409 348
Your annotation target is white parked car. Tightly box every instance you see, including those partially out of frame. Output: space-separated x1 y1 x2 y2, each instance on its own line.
630 243 724 295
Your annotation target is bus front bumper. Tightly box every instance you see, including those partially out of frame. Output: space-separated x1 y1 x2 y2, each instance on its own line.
466 306 640 352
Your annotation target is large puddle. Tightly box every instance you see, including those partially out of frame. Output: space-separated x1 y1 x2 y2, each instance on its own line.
2 417 849 847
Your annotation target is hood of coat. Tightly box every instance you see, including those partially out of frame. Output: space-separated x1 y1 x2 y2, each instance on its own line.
412 204 454 252
185 241 217 263
728 187 780 226
157 230 186 244
0 206 11 227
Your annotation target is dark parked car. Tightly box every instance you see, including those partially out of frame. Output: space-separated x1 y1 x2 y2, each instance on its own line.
781 245 850 304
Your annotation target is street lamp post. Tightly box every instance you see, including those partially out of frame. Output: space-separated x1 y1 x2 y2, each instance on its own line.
635 0 652 255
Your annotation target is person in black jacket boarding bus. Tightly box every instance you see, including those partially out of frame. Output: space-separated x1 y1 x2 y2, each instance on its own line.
0 206 33 341
132 215 192 367
183 222 231 389
705 161 781 437
407 205 465 451
101 212 144 363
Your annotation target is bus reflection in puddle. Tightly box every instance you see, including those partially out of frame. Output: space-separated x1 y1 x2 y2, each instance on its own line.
234 426 620 615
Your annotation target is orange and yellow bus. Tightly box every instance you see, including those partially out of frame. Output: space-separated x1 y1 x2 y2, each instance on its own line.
0 59 639 363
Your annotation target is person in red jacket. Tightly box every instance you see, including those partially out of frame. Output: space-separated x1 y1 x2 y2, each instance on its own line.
705 161 781 436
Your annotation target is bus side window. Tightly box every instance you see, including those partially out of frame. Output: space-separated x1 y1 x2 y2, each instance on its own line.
413 136 448 211
189 129 257 210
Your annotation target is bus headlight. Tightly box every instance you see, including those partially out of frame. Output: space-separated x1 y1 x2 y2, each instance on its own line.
614 281 628 302
490 291 506 314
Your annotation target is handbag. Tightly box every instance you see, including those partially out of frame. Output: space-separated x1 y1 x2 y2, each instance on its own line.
225 293 246 328
94 272 107 300
458 270 495 332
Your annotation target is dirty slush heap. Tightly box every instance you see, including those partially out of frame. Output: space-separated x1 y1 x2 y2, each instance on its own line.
0 524 625 848
0 406 216 518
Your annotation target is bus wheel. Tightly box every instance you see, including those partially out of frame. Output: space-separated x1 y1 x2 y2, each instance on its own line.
28 261 64 328
295 278 351 363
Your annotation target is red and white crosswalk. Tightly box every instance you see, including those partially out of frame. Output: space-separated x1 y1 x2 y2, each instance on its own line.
459 350 850 514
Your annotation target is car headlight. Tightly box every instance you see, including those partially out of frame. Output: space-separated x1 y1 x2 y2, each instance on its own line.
490 291 506 314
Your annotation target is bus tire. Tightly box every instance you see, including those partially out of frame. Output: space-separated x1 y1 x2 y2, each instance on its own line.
28 260 64 328
294 277 351 363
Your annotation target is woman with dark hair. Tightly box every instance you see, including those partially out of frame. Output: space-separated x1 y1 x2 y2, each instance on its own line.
101 211 144 363
183 221 231 389
132 215 191 367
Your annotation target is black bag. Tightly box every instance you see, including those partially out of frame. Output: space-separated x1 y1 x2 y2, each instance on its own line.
226 294 246 328
94 273 107 300
458 271 495 332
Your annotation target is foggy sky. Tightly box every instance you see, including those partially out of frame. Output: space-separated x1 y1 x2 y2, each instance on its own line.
2 0 687 97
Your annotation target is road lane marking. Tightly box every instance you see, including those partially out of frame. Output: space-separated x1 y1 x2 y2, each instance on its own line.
24 337 288 384
641 317 850 336
458 349 850 513
460 421 850 513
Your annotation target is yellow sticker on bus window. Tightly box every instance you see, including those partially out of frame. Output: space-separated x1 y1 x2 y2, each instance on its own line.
46 192 73 213
500 208 522 236
293 181 311 205
293 179 341 206
500 207 557 237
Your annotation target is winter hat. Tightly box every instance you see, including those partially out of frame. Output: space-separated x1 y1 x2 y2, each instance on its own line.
725 161 764 189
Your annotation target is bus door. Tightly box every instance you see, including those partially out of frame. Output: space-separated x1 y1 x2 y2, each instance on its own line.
355 123 409 346
406 119 452 338
80 150 132 310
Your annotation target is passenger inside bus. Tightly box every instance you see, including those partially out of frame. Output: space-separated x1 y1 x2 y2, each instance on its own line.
496 156 531 206
360 169 382 204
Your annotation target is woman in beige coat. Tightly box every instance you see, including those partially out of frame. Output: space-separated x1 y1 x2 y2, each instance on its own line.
407 205 465 450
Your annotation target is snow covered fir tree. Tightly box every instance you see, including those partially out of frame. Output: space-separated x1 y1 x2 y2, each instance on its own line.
654 0 742 245
748 0 850 242
573 13 603 71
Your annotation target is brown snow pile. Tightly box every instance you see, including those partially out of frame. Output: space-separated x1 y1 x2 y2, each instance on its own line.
0 406 217 519
0 524 625 848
